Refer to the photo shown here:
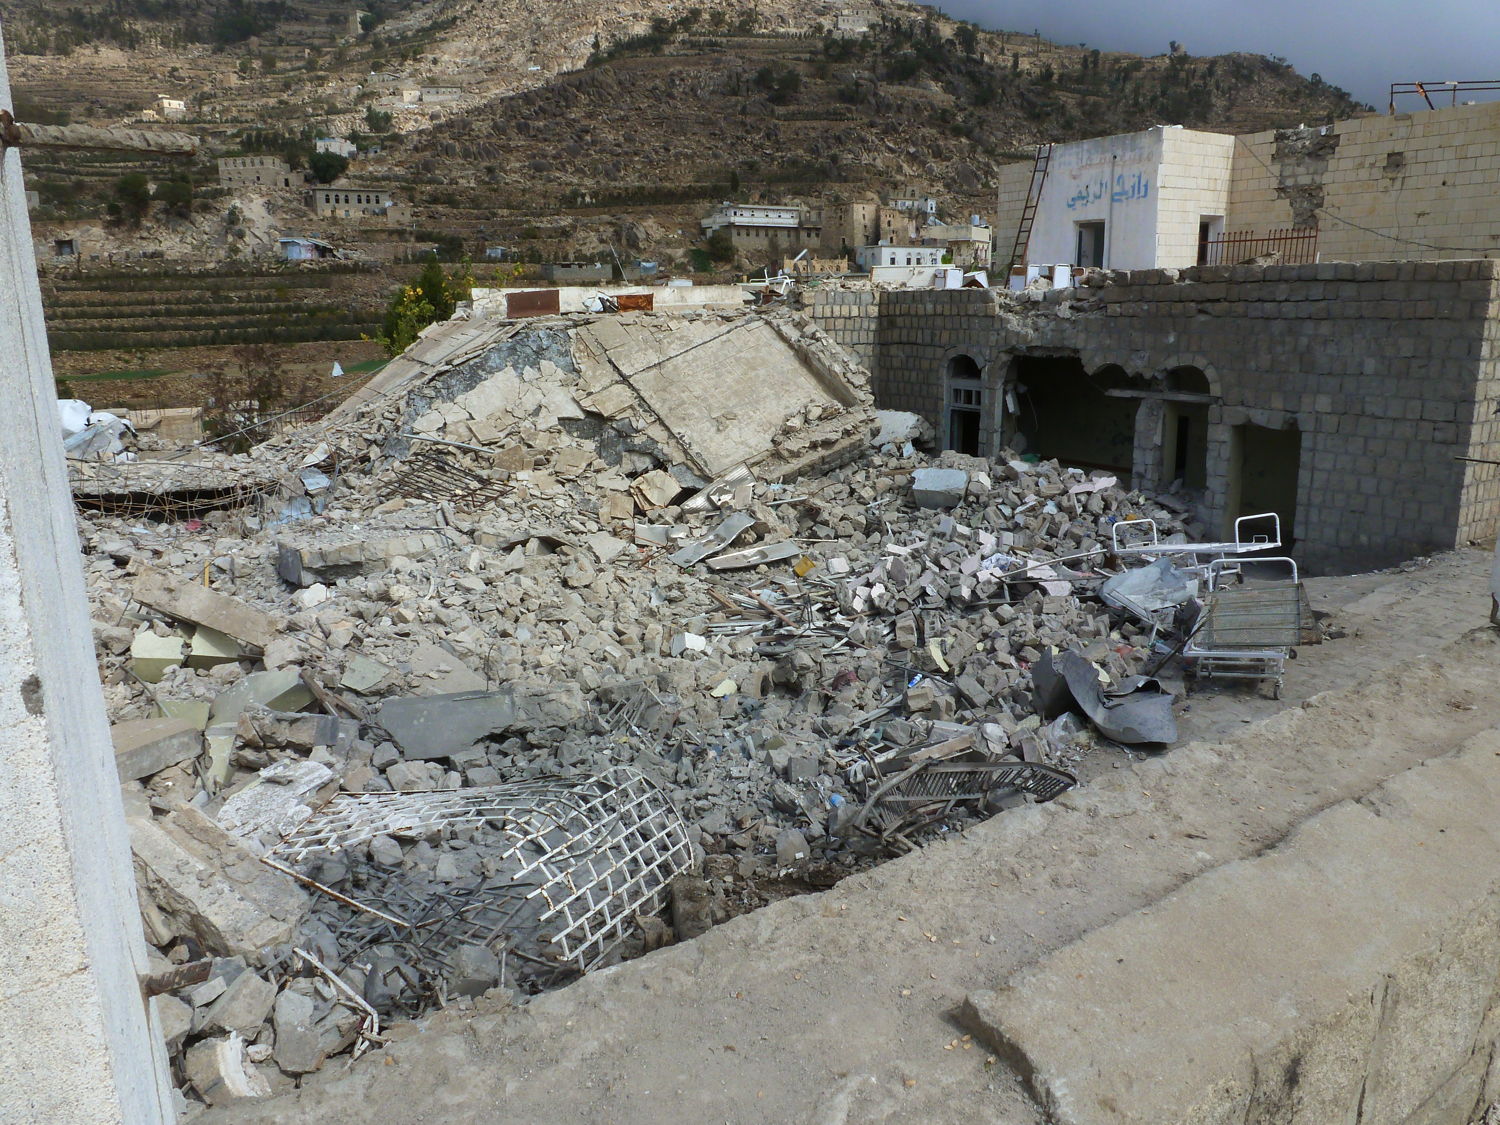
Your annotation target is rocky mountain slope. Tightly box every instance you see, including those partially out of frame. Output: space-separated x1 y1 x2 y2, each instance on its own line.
1 0 1366 269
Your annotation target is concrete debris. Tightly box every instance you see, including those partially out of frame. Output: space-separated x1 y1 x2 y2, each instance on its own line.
873 410 934 452
73 305 1308 1111
132 563 278 651
111 715 202 781
185 1033 271 1106
910 467 970 508
128 807 309 958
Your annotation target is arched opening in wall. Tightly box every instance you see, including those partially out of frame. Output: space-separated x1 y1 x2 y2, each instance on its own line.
945 354 984 456
1011 356 1140 481
1163 366 1211 492
1228 420 1301 547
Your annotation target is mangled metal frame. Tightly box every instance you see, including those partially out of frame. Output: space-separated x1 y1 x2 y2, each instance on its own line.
267 767 693 1006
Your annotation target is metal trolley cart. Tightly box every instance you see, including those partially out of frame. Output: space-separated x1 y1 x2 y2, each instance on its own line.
1183 557 1303 698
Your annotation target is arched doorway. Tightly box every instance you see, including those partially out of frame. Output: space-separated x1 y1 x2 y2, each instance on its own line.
945 354 984 456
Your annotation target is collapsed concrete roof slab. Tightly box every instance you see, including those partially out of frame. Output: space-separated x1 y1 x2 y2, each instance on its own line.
573 314 869 479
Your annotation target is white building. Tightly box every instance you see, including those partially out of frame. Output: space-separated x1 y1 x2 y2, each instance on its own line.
996 125 1236 272
701 202 822 252
890 195 939 219
315 137 358 159
154 95 187 121
857 243 945 270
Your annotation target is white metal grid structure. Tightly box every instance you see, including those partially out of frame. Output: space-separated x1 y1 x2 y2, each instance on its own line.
269 767 694 992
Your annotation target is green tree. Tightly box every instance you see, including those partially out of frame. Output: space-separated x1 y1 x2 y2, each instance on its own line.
152 178 193 218
375 256 473 356
307 150 349 184
114 172 152 225
365 106 393 133
705 228 736 263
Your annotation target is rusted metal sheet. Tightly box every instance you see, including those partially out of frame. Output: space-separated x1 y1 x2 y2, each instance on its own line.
616 292 654 312
506 289 561 318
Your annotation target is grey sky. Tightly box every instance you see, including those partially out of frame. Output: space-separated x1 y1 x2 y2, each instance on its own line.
914 1 1500 109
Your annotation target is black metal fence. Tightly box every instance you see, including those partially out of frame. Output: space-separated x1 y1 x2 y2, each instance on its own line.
1199 228 1319 267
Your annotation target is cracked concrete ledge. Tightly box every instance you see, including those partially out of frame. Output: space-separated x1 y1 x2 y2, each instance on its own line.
209 622 1500 1124
962 722 1500 1125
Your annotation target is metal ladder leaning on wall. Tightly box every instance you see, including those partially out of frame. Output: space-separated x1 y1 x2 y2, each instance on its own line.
1006 142 1053 276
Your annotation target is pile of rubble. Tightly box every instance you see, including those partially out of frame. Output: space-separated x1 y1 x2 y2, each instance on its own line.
82 307 1216 1111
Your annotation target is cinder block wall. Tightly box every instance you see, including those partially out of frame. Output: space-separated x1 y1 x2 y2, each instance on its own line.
870 262 1500 575
807 288 879 378
1230 101 1500 262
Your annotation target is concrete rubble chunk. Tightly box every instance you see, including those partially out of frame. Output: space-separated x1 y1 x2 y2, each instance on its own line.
186 1033 270 1106
110 715 202 781
373 689 518 760
217 759 338 844
130 628 185 684
271 989 326 1076
129 807 309 957
132 563 277 651
632 469 682 510
156 994 193 1049
199 967 277 1038
911 467 970 508
341 654 394 694
448 944 503 998
408 642 488 694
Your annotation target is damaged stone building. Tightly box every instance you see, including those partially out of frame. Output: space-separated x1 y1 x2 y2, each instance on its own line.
995 99 1500 272
812 262 1500 574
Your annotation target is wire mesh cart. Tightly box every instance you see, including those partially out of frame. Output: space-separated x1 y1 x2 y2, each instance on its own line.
1183 557 1303 698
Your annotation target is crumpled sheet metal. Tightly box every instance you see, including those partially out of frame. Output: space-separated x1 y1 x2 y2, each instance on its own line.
1031 648 1178 746
1100 557 1197 618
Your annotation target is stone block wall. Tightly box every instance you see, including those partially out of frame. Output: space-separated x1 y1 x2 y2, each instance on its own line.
866 261 1500 574
807 288 879 377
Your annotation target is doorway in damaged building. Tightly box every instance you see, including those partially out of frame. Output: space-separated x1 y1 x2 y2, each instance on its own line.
1162 366 1211 492
945 354 984 456
1228 422 1301 547
1009 356 1139 483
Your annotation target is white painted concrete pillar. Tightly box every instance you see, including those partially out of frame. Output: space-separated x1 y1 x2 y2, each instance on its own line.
0 23 174 1124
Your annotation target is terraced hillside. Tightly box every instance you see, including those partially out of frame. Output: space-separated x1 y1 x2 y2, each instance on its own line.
41 264 386 352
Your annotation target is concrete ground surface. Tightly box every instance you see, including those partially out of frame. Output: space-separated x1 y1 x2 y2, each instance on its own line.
211 547 1500 1125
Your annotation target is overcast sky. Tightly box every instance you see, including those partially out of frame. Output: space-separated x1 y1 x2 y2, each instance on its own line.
915 1 1500 109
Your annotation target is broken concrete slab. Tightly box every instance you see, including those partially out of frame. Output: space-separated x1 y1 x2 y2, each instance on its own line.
911 468 969 508
132 563 277 651
157 698 212 730
131 629 186 684
187 625 247 670
217 760 338 845
110 715 202 781
198 967 277 1038
631 469 681 510
129 806 308 957
340 654 394 695
271 990 326 1076
408 643 488 694
372 690 518 760
209 671 315 729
